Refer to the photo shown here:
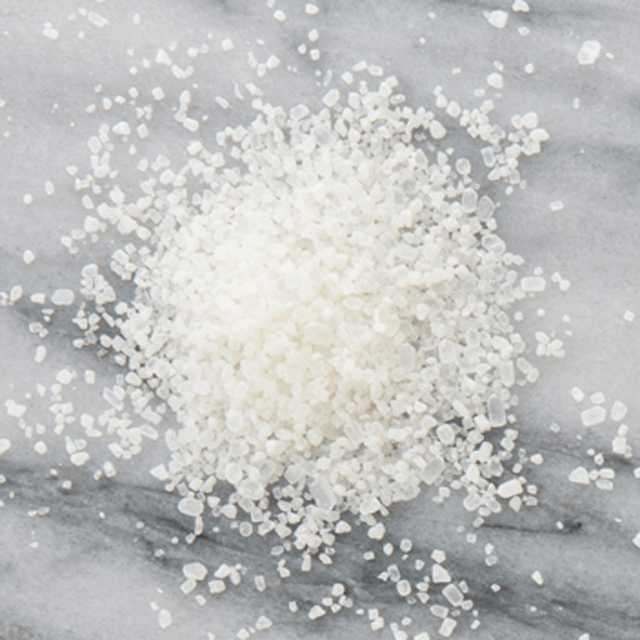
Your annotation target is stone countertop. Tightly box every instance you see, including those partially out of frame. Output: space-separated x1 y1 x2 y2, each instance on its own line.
0 1 639 639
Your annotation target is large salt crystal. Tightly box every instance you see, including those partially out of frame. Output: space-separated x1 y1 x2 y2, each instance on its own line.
577 40 601 65
496 478 522 499
580 406 606 427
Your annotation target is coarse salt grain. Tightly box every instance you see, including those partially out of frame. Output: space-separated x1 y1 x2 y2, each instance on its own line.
486 10 509 29
577 40 601 65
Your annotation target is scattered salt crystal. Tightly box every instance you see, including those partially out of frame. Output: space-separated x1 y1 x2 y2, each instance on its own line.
573 98 581 110
43 23 59 40
497 479 523 499
322 89 340 108
368 522 386 540
571 387 585 402
520 276 546 293
151 87 165 101
70 451 90 466
308 28 319 42
524 63 534 74
273 10 286 21
438 618 457 637
530 454 544 465
208 580 226 594
178 497 204 517
34 345 47 363
623 310 635 322
23 194 33 205
531 570 544 586
0 439 11 456
51 289 75 306
568 466 590 484
486 10 509 29
512 0 530 11
590 392 605 404
610 401 627 421
255 616 273 631
577 40 601 65
158 609 172 629
580 406 607 427
266 54 280 69
550 200 564 211
633 533 640 548
308 605 325 620
155 49 172 65
221 38 234 52
305 3 319 14
432 564 451 584
486 72 504 89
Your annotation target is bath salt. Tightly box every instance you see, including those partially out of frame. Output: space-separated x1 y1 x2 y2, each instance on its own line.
580 406 606 427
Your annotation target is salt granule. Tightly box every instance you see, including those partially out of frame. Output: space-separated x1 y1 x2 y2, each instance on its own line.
577 40 602 65
51 289 75 306
486 10 508 29
0 439 11 456
580 406 606 427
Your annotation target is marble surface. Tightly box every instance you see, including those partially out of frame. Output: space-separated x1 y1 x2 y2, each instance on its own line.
1 1 640 639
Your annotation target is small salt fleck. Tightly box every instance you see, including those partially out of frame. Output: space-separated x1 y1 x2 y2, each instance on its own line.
512 0 530 11
0 439 11 456
368 522 385 540
610 400 627 422
305 3 319 14
43 23 60 40
486 10 509 29
158 609 172 629
221 38 234 52
308 605 326 620
273 10 286 21
322 88 340 108
580 406 607 427
524 63 534 74
577 40 601 65
22 250 36 264
497 479 523 499
45 181 55 195
531 570 544 586
571 387 585 402
486 72 504 89
550 200 565 211
633 533 640 548
568 466 590 484
34 345 47 363
308 28 319 42
51 289 75 306
623 310 635 322
23 194 33 205
155 48 172 65
573 97 581 110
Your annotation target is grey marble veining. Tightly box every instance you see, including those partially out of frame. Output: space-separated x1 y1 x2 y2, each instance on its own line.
1 1 640 639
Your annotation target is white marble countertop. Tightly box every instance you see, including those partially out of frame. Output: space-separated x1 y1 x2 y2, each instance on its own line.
1 1 639 639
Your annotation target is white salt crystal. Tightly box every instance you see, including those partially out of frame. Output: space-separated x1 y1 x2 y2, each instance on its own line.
273 10 286 21
531 570 544 586
322 89 340 108
23 250 36 264
432 564 451 584
308 605 325 620
158 609 172 629
305 3 319 14
486 10 508 29
497 479 523 499
51 289 75 306
221 38 234 52
0 439 11 455
512 0 530 11
368 522 386 540
178 497 204 517
438 618 457 637
610 401 627 422
633 533 640 548
580 406 606 427
623 310 635 322
34 345 47 363
568 466 590 484
487 72 504 89
571 387 585 402
550 200 565 211
155 49 172 65
183 562 208 581
577 40 601 65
